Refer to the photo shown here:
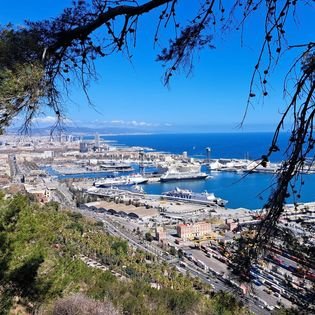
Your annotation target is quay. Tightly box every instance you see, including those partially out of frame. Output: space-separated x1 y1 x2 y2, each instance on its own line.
206 158 315 174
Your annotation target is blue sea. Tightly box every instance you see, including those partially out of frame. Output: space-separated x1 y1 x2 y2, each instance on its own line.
102 132 290 161
81 132 315 210
102 132 315 209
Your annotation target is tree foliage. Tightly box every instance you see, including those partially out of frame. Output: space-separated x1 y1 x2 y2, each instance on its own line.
0 194 248 315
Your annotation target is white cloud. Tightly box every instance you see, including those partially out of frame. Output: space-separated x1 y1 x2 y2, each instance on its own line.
96 120 173 128
32 116 57 124
32 116 72 124
31 118 173 130
130 120 153 127
103 120 157 127
110 120 125 124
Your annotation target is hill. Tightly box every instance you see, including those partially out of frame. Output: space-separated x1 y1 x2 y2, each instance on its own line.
0 193 250 314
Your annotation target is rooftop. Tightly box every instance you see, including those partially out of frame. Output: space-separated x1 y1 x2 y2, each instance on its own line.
85 201 159 220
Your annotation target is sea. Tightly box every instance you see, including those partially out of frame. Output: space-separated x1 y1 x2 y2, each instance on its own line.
74 132 315 210
102 132 289 161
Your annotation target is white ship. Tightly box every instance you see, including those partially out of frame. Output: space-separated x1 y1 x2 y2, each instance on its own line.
160 164 208 182
162 187 227 207
209 159 281 174
87 185 145 197
249 161 281 173
100 160 133 172
94 174 148 187
209 159 252 172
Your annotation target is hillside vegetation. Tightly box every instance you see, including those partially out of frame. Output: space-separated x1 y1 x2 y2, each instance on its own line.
0 193 250 315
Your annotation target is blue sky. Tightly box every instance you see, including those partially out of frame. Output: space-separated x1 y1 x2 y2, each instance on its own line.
1 1 314 132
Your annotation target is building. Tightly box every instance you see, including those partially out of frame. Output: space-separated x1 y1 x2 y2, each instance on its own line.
24 185 50 203
79 141 89 153
95 133 100 148
84 201 159 222
177 222 211 241
155 226 167 241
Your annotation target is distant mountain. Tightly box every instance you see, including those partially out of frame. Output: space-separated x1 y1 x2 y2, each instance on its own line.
8 125 169 135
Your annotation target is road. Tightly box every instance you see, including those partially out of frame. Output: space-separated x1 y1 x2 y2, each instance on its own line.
181 258 270 315
77 207 271 314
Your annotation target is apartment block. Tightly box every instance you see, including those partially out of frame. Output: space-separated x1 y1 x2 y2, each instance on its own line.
177 222 211 240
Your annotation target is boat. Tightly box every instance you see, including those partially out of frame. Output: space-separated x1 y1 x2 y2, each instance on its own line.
130 184 145 194
100 160 133 172
94 174 148 187
87 185 145 197
162 187 228 207
160 171 208 182
209 159 252 172
246 161 281 174
160 164 208 182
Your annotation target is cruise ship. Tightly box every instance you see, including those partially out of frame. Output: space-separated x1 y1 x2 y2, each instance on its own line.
162 187 227 207
94 174 148 187
160 164 208 182
100 160 133 172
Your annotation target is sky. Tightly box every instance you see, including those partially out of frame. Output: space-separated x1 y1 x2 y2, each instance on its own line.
1 1 314 133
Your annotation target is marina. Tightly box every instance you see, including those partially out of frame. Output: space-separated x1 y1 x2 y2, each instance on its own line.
41 168 315 211
45 164 315 210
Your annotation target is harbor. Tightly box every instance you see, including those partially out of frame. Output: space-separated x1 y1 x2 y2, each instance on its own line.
3 132 315 209
1 2 314 313
0 132 314 313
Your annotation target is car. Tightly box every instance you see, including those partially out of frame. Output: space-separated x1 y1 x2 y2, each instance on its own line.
266 305 274 311
253 279 262 286
263 288 271 294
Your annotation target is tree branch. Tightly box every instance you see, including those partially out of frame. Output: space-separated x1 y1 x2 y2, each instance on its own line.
50 0 173 52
